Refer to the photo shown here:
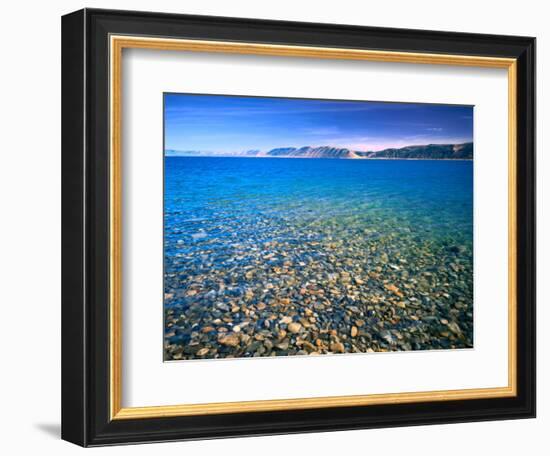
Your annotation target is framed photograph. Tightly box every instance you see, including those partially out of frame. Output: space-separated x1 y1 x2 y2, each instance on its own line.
61 8 536 447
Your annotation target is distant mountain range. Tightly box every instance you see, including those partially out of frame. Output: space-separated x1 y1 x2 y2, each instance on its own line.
166 142 473 160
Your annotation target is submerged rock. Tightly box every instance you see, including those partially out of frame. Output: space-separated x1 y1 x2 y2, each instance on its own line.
218 333 240 347
163 168 473 361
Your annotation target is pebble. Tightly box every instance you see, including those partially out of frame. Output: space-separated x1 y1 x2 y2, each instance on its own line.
287 322 302 334
164 199 473 361
218 334 240 347
276 340 290 350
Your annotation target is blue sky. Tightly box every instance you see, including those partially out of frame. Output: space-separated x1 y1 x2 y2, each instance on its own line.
164 93 473 153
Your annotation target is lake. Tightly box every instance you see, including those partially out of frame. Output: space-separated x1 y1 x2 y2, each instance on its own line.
163 157 473 360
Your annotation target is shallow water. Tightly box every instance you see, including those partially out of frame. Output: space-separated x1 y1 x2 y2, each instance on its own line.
164 157 473 360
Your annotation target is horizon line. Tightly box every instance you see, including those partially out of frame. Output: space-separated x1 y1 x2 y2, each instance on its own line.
165 140 473 155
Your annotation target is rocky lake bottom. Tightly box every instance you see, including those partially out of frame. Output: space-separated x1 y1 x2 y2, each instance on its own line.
163 157 474 361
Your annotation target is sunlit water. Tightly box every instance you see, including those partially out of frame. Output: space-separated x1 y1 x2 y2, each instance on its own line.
163 157 473 358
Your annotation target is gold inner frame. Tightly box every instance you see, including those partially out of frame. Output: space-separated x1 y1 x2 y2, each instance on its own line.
109 35 518 420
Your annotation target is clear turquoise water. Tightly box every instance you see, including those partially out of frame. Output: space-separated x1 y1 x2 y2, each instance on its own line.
164 157 473 276
163 157 473 356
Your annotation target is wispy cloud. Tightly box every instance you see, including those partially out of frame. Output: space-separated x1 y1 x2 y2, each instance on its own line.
165 104 384 118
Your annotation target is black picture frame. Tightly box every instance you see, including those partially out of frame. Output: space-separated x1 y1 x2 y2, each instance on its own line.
62 8 536 447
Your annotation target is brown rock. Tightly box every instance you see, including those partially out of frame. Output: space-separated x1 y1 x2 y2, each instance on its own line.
301 341 317 352
218 333 240 347
385 283 399 293
288 322 302 334
448 322 462 335
276 340 290 350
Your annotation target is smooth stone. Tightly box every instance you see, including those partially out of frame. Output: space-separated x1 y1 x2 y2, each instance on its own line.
300 340 316 352
216 303 229 311
288 322 302 334
276 340 290 350
447 321 462 335
218 333 240 347
380 330 395 345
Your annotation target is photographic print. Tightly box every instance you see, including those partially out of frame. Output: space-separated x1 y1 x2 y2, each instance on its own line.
163 93 474 361
62 11 536 444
